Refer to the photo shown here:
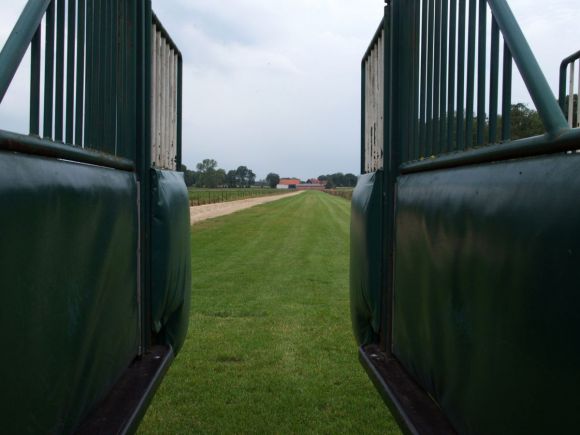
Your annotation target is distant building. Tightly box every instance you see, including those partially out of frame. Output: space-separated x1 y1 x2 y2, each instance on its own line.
279 178 301 186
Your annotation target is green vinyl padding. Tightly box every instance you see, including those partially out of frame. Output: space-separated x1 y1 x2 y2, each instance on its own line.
393 153 580 434
151 169 191 354
350 171 383 345
0 151 139 434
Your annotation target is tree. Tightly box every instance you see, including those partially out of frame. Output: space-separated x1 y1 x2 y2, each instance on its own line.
195 159 220 188
181 164 197 187
344 173 358 187
196 159 218 173
509 103 544 140
266 173 280 189
234 166 256 187
225 170 237 188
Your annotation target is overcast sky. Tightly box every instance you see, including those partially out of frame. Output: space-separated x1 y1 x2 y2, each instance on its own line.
1 1 579 179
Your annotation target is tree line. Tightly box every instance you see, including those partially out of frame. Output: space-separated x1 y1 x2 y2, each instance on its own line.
318 173 358 189
182 159 257 188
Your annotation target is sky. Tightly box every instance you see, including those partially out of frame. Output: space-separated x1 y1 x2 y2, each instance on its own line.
1 1 580 180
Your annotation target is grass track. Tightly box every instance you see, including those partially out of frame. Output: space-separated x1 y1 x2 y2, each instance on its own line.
139 191 399 434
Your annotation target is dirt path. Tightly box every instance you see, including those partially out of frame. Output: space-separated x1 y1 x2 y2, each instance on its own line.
190 191 304 225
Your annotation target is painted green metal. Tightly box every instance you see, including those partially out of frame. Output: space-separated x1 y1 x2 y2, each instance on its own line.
447 0 457 151
85 0 94 147
138 0 154 351
360 59 366 171
419 0 427 157
395 153 580 434
0 151 139 433
30 27 41 136
54 0 64 142
44 0 55 139
465 0 476 149
502 43 512 141
487 0 568 136
0 0 50 103
75 0 85 146
440 0 448 154
433 0 441 155
65 0 75 144
350 172 383 346
426 0 434 156
477 0 486 146
355 1 580 432
0 129 134 171
559 50 580 111
489 18 500 143
0 0 188 430
151 169 191 353
456 0 466 150
177 53 184 170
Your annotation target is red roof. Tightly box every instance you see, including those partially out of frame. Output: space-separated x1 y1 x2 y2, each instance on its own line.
279 178 301 185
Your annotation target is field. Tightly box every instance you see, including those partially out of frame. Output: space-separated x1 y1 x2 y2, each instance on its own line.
188 188 291 206
139 191 399 434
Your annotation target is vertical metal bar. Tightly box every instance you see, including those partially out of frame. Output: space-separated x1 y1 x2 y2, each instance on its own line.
173 53 178 168
489 17 500 143
465 0 476 148
447 0 456 151
104 0 115 154
117 0 128 158
419 0 428 157
501 43 512 141
361 58 366 173
151 24 157 166
112 0 119 154
93 0 103 150
456 0 466 150
30 26 41 136
66 0 76 144
476 0 486 146
44 0 55 139
439 0 448 152
54 0 65 141
177 54 183 170
84 0 93 147
426 0 435 155
433 0 441 155
568 62 575 128
412 0 421 160
75 0 85 146
139 0 154 351
155 31 162 166
167 47 174 168
576 61 580 128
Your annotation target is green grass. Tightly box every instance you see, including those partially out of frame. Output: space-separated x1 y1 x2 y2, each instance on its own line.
188 188 290 206
139 191 399 434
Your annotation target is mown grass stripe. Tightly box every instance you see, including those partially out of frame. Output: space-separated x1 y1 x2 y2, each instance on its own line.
140 191 399 434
